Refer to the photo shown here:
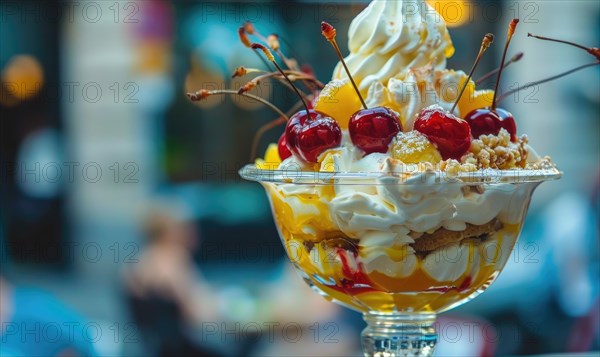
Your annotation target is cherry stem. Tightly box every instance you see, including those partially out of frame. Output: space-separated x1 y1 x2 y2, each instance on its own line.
288 74 325 86
250 117 287 160
247 25 298 72
278 80 310 101
475 52 523 85
268 34 293 71
251 28 309 93
274 34 321 92
321 22 367 109
231 67 265 78
251 43 311 116
268 36 296 72
285 98 310 118
496 62 600 103
492 19 519 110
267 33 298 72
333 42 367 109
528 33 588 52
252 49 272 70
276 49 293 69
239 27 272 71
276 54 319 92
528 33 600 61
250 71 324 88
273 61 311 115
250 99 308 160
187 89 288 120
279 35 307 67
241 72 311 102
450 33 494 114
252 29 269 46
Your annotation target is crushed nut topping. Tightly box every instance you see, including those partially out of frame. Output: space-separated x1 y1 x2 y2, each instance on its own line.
460 128 528 170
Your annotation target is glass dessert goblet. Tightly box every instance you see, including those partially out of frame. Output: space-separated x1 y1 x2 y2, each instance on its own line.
240 165 560 356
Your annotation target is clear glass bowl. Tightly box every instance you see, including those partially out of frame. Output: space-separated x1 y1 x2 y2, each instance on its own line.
240 164 561 356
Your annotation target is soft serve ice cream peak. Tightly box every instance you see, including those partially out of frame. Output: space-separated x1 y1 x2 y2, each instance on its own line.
329 0 470 130
333 0 455 91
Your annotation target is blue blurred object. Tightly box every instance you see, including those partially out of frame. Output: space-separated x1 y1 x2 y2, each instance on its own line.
1 281 98 357
544 192 599 318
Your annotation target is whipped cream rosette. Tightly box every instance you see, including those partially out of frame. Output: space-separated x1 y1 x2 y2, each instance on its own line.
333 0 454 91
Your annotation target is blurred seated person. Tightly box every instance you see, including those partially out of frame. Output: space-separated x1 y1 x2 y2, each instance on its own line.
122 204 221 357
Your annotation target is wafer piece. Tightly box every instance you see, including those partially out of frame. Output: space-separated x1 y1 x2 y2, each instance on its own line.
412 219 502 253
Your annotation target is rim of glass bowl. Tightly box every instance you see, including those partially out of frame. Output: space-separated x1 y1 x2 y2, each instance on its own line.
239 164 562 185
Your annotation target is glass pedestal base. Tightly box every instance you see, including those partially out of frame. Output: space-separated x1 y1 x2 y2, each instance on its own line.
361 313 437 357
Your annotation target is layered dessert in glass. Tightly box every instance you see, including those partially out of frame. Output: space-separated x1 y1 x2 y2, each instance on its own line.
183 0 583 354
244 0 559 318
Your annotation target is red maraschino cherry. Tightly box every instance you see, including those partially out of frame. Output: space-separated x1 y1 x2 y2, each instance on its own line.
251 43 341 163
465 19 519 142
285 109 341 162
321 22 401 154
413 33 494 160
466 107 517 141
414 105 472 160
277 133 292 160
349 107 401 154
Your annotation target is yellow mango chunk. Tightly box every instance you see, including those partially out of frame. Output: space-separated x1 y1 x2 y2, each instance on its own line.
391 131 442 164
314 79 363 129
458 89 495 117
318 149 342 172
255 143 281 170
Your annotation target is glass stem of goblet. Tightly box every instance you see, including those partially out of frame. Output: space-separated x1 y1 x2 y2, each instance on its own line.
361 312 437 357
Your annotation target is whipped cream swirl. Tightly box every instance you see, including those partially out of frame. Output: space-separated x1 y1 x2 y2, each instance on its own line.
366 67 468 130
333 0 454 91
278 134 528 236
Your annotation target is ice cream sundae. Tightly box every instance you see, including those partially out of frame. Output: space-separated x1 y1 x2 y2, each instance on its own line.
185 0 597 354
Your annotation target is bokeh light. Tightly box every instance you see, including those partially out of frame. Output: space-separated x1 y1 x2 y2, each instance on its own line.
1 55 44 101
427 0 470 28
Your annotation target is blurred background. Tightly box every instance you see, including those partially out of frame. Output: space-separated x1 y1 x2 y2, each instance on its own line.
0 0 598 356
